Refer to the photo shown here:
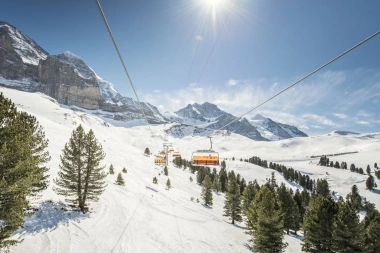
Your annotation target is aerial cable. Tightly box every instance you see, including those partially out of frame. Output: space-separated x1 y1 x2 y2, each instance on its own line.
214 29 380 133
196 0 237 84
184 10 210 87
95 0 159 149
190 28 380 145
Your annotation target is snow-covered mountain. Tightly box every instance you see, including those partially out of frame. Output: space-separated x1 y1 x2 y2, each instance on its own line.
0 21 165 124
163 103 306 141
247 114 308 141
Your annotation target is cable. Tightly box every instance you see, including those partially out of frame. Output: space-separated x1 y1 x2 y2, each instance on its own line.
214 29 380 133
95 0 160 149
196 0 237 84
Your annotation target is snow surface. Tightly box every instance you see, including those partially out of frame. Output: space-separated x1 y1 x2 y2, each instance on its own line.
1 86 380 253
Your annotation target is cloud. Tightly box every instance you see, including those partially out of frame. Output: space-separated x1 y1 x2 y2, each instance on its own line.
195 35 203 41
227 79 238 86
356 121 370 126
333 113 348 119
357 111 370 117
154 90 161 93
141 69 380 135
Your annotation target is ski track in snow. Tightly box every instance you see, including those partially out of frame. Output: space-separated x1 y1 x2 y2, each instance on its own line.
1 87 379 253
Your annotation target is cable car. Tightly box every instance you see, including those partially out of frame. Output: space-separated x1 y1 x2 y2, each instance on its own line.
168 147 174 153
173 151 181 158
159 150 166 155
191 136 219 166
154 156 167 165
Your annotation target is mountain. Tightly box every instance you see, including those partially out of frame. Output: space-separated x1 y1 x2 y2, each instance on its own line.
163 104 307 141
163 103 267 141
0 21 165 124
247 114 308 141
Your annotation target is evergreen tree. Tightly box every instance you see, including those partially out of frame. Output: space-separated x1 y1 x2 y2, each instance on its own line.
201 175 213 206
189 176 193 182
153 176 158 184
332 201 363 252
166 178 171 190
314 178 330 197
346 185 362 212
109 164 115 175
115 172 125 186
242 180 260 213
277 184 300 234
246 185 287 253
164 166 168 176
270 171 277 189
219 168 228 192
212 173 220 193
144 147 150 155
54 126 106 213
362 209 380 252
366 175 376 190
0 93 51 248
302 195 338 253
374 163 378 169
122 167 127 173
367 165 371 176
223 179 242 224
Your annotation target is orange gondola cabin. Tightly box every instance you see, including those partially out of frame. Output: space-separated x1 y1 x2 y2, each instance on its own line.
191 150 219 166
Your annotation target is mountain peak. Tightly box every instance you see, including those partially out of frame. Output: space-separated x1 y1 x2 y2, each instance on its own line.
252 114 267 120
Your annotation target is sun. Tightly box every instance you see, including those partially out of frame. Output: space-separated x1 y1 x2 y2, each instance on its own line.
204 0 226 7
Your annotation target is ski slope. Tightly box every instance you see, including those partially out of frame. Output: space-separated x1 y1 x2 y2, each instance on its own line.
1 86 379 253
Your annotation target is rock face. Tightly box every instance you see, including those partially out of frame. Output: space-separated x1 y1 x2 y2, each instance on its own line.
0 21 165 123
38 55 102 110
0 21 48 88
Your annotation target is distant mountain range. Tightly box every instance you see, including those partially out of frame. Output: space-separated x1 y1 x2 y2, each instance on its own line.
0 21 307 141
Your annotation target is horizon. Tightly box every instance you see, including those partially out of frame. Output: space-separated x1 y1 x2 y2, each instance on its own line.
1 0 380 135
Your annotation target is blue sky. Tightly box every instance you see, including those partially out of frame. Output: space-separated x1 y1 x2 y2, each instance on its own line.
1 0 380 135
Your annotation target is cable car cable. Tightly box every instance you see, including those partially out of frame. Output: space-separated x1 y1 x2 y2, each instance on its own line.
214 29 380 133
95 0 160 149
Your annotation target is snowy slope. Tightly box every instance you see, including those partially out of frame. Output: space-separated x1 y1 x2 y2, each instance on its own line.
1 86 380 253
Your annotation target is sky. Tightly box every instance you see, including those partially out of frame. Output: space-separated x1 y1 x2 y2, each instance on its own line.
1 0 380 135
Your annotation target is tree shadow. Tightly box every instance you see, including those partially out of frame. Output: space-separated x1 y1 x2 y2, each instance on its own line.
201 204 213 209
371 188 380 194
14 200 87 235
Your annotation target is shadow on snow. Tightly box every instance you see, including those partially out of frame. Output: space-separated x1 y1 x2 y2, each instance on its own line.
14 200 88 235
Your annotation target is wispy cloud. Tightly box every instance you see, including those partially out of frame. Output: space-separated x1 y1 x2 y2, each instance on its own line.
154 90 161 93
142 69 380 135
195 35 203 41
333 113 348 119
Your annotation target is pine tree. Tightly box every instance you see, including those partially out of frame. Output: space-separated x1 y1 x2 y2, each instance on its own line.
0 93 50 248
332 201 363 252
166 178 171 190
242 180 260 213
109 164 115 175
367 165 371 175
144 147 150 155
219 168 228 192
302 195 338 252
164 166 168 176
346 185 362 212
189 176 193 182
122 167 127 173
54 126 106 213
314 178 330 197
366 175 376 190
277 183 300 234
223 179 242 224
212 173 220 193
246 185 287 253
362 208 380 252
201 175 213 206
153 176 158 184
115 172 125 186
